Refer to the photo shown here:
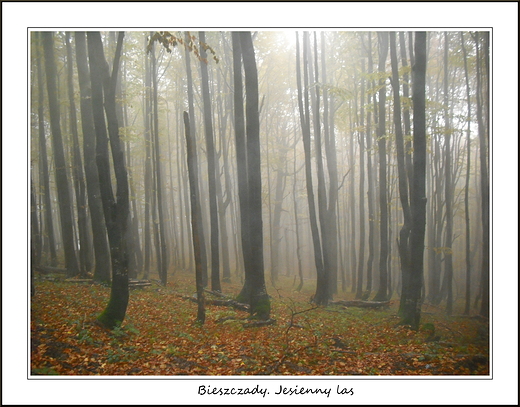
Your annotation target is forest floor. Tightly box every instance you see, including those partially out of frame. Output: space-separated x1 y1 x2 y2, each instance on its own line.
30 271 489 376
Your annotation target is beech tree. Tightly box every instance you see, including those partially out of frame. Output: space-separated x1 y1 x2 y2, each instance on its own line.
400 31 428 330
42 31 80 278
87 31 131 329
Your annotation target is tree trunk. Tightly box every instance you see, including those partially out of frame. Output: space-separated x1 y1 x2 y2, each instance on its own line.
460 32 472 316
199 31 221 293
150 38 169 285
42 31 80 278
442 32 454 315
475 32 489 318
389 31 413 316
232 32 254 303
143 34 153 280
87 31 130 329
365 32 375 297
183 32 204 279
400 31 427 330
75 31 111 282
184 111 206 324
239 31 270 319
355 58 367 300
65 32 92 277
296 31 326 305
373 32 389 301
36 33 58 267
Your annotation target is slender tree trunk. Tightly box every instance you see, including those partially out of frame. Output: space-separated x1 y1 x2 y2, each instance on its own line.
389 31 413 316
373 32 389 301
475 32 490 318
365 32 375 296
65 32 92 277
232 33 254 302
42 31 79 277
183 112 206 323
184 32 204 279
75 31 111 282
356 60 367 299
460 32 472 315
296 31 326 305
239 31 270 319
443 32 454 315
401 31 427 330
36 34 58 267
150 39 169 285
199 31 221 292
87 31 130 329
143 34 153 279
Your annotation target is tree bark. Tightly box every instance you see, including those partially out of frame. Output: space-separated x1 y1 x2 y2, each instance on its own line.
400 31 428 330
74 31 111 282
42 31 80 277
184 111 206 324
232 33 254 302
87 31 130 329
373 32 389 301
150 38 169 285
199 31 221 293
65 32 92 277
239 31 270 319
36 33 57 267
296 31 326 305
460 32 472 316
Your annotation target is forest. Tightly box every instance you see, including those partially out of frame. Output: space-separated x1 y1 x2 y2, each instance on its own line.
29 30 490 377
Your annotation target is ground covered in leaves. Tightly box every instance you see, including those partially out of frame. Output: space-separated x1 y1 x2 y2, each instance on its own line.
31 272 489 376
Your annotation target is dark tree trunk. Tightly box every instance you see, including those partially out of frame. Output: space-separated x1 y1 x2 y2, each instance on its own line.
65 32 92 277
296 31 326 305
442 32 454 315
389 31 412 316
87 31 130 329
400 31 427 330
183 32 204 279
143 33 153 280
30 177 42 268
150 39 169 285
475 32 489 318
36 33 58 267
199 31 221 293
322 32 339 299
239 31 270 319
373 32 389 301
42 31 80 277
184 112 206 324
232 32 254 303
460 32 472 316
355 58 367 300
74 31 111 282
365 32 375 296
311 32 331 304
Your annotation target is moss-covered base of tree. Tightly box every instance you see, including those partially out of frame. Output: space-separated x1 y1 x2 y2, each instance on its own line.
397 299 422 330
96 287 129 330
250 294 271 320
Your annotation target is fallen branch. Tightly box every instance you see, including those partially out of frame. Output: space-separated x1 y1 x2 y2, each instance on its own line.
129 280 152 289
330 300 390 308
176 293 250 312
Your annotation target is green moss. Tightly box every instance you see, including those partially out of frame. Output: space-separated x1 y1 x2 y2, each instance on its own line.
251 295 271 320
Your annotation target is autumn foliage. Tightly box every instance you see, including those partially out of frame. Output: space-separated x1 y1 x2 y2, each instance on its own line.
31 272 489 376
